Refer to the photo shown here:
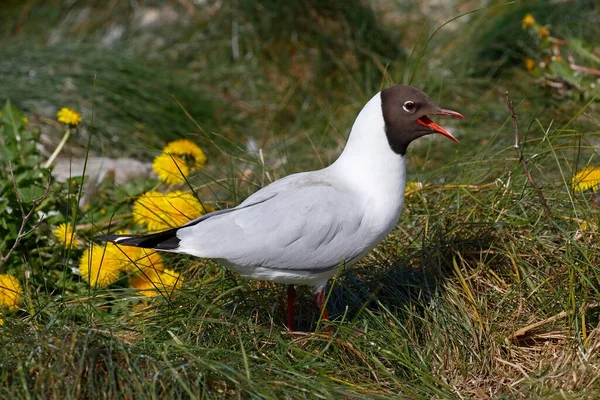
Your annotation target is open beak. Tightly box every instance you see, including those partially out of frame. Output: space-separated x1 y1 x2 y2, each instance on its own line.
417 108 465 143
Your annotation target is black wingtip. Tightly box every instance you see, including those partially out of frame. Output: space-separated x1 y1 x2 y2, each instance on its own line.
94 229 180 250
95 234 123 243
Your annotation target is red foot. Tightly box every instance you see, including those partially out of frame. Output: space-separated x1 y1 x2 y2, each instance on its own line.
316 289 329 321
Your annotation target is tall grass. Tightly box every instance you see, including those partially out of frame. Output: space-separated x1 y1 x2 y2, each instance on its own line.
1 0 600 398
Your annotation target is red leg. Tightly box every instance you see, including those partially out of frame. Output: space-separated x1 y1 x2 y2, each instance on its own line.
316 288 329 321
287 284 295 331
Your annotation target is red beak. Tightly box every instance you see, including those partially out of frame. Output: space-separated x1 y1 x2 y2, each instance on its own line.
417 108 465 143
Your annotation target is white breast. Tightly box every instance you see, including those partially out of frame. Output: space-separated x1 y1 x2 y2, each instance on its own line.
328 92 407 236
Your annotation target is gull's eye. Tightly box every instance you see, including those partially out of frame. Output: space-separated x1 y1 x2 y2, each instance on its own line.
403 101 416 113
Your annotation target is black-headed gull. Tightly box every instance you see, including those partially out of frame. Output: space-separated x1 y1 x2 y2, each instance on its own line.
97 85 464 329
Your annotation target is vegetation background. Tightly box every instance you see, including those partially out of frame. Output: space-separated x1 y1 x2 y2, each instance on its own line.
1 0 600 398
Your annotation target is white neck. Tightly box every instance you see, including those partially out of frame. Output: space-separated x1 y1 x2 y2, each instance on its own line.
329 92 406 200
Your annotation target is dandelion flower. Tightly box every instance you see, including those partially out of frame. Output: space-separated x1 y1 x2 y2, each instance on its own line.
78 233 163 286
22 116 29 125
129 268 183 297
152 153 190 185
133 191 170 230
522 13 535 29
79 244 124 288
117 245 164 274
133 191 214 231
163 139 207 169
56 107 82 127
405 181 423 195
578 220 596 233
572 166 600 192
524 58 536 72
162 191 214 227
538 26 549 38
0 274 23 311
54 223 81 249
152 139 207 185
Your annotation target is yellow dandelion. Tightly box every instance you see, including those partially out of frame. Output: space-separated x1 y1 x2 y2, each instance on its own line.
163 191 214 227
133 191 214 231
116 245 164 274
524 58 536 72
80 229 163 275
572 166 600 192
152 153 190 185
405 181 424 195
129 268 183 297
522 13 535 29
54 223 81 249
538 26 549 38
163 139 207 169
578 220 597 233
56 107 82 127
22 116 29 125
0 274 23 311
133 191 168 230
79 244 124 288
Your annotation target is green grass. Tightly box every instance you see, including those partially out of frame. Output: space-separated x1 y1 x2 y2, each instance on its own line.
2 0 600 398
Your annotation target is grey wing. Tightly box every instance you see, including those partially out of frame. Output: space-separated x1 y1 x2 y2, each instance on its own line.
176 182 369 271
179 193 277 228
179 172 304 229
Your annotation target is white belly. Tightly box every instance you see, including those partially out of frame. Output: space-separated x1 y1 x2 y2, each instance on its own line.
222 261 339 289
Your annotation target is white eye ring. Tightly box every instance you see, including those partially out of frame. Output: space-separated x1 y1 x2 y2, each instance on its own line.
403 101 416 113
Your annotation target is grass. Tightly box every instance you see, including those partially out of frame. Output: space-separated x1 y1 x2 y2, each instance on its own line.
1 0 600 398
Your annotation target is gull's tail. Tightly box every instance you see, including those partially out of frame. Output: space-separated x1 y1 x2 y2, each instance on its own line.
95 205 238 252
95 228 180 251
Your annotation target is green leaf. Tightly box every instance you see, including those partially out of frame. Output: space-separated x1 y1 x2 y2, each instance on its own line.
0 145 15 163
1 100 25 143
17 185 45 204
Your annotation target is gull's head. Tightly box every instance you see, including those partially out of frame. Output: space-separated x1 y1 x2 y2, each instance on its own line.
380 85 465 155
